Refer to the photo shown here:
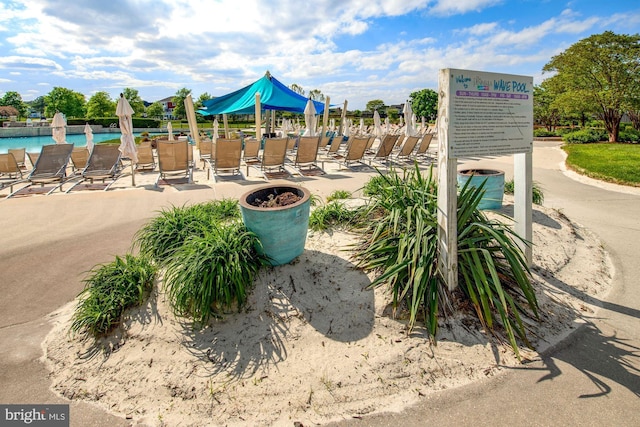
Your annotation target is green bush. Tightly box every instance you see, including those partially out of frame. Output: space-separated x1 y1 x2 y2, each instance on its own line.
562 129 607 144
163 222 269 324
618 129 640 143
71 254 157 337
326 190 351 202
309 201 361 231
134 200 240 264
353 165 538 359
533 129 557 137
504 179 545 205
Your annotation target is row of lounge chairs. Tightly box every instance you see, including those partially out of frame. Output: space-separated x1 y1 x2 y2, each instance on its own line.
0 144 123 198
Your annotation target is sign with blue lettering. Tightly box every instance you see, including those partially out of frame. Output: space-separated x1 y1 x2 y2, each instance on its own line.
443 69 533 157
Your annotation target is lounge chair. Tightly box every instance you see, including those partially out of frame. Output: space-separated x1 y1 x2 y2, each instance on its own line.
331 136 370 170
250 137 289 180
8 148 26 168
70 147 90 174
155 140 192 187
6 143 74 198
210 138 243 181
325 135 344 156
291 136 324 176
367 134 398 166
136 141 156 171
243 138 261 174
413 133 435 162
199 139 213 168
319 135 331 150
65 144 122 192
394 136 420 162
26 152 39 168
0 153 26 192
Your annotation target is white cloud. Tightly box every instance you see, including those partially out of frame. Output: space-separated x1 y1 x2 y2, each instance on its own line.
430 0 503 16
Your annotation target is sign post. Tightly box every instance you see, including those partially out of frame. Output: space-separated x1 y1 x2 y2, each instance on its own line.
437 68 534 290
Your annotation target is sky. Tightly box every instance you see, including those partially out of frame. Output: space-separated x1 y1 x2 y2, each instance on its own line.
1 0 639 110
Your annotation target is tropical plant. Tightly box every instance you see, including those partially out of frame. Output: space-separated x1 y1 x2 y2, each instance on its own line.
71 254 157 337
352 164 538 359
163 222 269 324
134 200 240 264
309 201 361 232
326 189 351 201
503 179 545 205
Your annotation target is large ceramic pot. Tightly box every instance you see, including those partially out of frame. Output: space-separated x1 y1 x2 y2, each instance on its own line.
457 169 505 210
239 185 311 266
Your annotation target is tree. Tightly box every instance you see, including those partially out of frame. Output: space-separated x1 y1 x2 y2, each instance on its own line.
543 31 640 142
28 96 46 117
172 88 191 119
533 83 561 131
290 83 305 96
45 87 86 118
308 89 324 101
146 102 164 119
86 91 115 118
366 99 386 112
409 89 438 121
0 91 27 117
196 92 213 109
122 88 145 117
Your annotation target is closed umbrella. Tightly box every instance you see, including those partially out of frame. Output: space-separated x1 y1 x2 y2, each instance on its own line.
84 122 94 152
373 110 383 141
167 121 174 141
51 112 66 144
213 118 219 143
385 117 390 135
116 93 138 186
303 98 316 137
403 102 417 137
359 118 365 135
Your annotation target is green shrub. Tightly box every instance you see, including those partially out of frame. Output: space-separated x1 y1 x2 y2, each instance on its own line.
353 165 538 359
163 222 269 324
134 200 240 264
562 129 607 144
503 179 545 205
618 129 640 143
361 174 388 197
309 201 361 231
533 129 557 137
326 189 351 202
71 254 157 337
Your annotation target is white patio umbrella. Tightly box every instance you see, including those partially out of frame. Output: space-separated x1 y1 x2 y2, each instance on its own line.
51 112 66 144
84 122 94 152
359 118 365 135
213 118 219 143
403 102 418 137
385 117 390 135
116 93 138 186
343 119 351 137
373 110 383 141
303 98 316 137
421 116 426 134
167 121 174 141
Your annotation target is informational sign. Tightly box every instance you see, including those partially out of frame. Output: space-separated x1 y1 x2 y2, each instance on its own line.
445 69 533 157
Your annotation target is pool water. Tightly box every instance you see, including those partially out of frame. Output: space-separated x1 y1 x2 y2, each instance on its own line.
0 133 149 153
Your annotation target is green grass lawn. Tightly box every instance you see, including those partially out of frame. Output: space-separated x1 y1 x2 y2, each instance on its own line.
563 143 640 186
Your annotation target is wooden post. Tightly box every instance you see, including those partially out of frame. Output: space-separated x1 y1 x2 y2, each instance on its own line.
255 93 262 142
514 152 533 266
339 100 348 135
437 69 458 291
322 97 330 137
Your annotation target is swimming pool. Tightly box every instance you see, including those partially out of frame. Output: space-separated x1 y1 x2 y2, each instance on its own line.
0 133 149 153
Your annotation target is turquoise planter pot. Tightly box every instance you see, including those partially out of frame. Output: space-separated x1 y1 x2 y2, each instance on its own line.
239 185 311 266
457 169 505 210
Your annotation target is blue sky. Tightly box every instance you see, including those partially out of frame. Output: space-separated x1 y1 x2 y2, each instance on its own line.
1 0 639 110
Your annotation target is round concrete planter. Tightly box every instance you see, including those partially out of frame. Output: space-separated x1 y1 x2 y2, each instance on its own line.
239 185 311 266
457 169 505 210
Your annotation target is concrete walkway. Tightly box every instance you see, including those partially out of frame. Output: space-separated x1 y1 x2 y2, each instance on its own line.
1 141 638 426
332 141 640 426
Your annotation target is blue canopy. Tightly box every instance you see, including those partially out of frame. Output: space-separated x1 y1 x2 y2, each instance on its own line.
198 72 325 116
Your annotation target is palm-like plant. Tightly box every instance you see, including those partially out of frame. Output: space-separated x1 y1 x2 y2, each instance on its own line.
353 164 538 358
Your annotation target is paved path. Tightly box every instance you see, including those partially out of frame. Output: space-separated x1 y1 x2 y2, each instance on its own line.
1 141 638 426
331 141 640 426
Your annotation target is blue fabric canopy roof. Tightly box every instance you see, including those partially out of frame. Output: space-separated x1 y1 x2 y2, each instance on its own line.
198 72 325 115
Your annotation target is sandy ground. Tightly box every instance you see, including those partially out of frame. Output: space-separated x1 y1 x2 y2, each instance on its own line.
41 193 612 427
